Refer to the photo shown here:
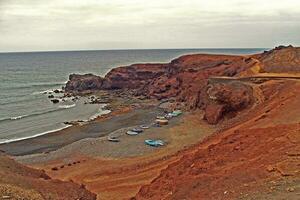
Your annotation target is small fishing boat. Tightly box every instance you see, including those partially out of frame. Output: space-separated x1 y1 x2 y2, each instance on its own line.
145 139 165 147
140 125 150 129
171 110 182 117
132 128 143 133
155 119 168 125
107 136 120 142
126 130 139 135
152 123 161 127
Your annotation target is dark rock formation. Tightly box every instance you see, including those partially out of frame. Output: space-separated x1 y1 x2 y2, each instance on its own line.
53 89 62 93
65 73 105 92
51 99 59 104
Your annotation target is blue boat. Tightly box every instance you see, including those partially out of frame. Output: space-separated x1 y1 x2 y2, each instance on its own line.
145 139 165 147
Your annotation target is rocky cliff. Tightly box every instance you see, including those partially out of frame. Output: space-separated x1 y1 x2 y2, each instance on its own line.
65 46 300 124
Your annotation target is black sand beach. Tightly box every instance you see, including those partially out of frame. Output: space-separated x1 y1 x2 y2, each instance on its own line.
0 108 164 156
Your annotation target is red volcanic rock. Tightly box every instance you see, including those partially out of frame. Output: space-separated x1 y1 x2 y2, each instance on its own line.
65 73 104 92
101 63 168 90
65 53 257 97
140 54 257 108
203 104 225 124
203 83 253 124
209 83 252 110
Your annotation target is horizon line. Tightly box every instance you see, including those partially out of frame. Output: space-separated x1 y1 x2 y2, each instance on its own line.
0 47 269 54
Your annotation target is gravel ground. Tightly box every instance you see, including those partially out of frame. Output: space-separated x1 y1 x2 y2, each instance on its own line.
0 107 164 156
15 111 183 164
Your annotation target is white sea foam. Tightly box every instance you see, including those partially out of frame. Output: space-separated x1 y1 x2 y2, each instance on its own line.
10 115 27 120
0 125 72 144
0 115 29 123
32 89 53 95
58 104 76 109
0 104 76 124
89 109 111 121
0 102 111 144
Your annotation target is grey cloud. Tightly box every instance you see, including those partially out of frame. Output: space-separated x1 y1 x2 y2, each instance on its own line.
0 0 299 52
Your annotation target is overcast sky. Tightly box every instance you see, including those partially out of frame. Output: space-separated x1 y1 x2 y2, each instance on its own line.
0 0 299 52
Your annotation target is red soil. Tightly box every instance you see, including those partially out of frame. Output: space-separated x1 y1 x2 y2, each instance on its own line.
134 80 300 199
0 153 96 200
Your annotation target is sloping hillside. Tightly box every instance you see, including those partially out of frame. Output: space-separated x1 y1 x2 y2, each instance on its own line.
257 45 300 73
0 153 96 200
134 79 300 199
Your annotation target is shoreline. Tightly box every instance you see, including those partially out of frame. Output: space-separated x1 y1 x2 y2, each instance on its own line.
0 103 164 156
0 87 163 156
0 124 72 145
0 102 110 145
23 109 216 199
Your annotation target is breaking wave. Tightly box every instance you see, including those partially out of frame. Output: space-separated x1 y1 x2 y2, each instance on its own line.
0 125 72 144
0 104 76 124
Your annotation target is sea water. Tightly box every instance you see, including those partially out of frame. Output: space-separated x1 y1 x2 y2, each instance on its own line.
0 48 266 143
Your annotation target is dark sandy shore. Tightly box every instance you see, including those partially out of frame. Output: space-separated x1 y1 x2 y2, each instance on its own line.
0 108 164 156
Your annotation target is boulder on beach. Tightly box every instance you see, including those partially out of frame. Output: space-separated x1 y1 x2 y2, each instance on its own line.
53 89 61 93
51 99 59 104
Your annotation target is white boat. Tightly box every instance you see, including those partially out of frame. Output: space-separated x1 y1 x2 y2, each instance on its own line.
140 125 150 129
126 131 139 135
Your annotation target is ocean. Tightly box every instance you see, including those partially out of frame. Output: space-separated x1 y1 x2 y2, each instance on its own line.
0 48 266 144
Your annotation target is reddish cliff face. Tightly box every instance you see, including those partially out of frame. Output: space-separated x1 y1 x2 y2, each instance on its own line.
138 54 256 107
203 82 253 124
65 54 256 93
65 46 299 124
102 63 168 90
